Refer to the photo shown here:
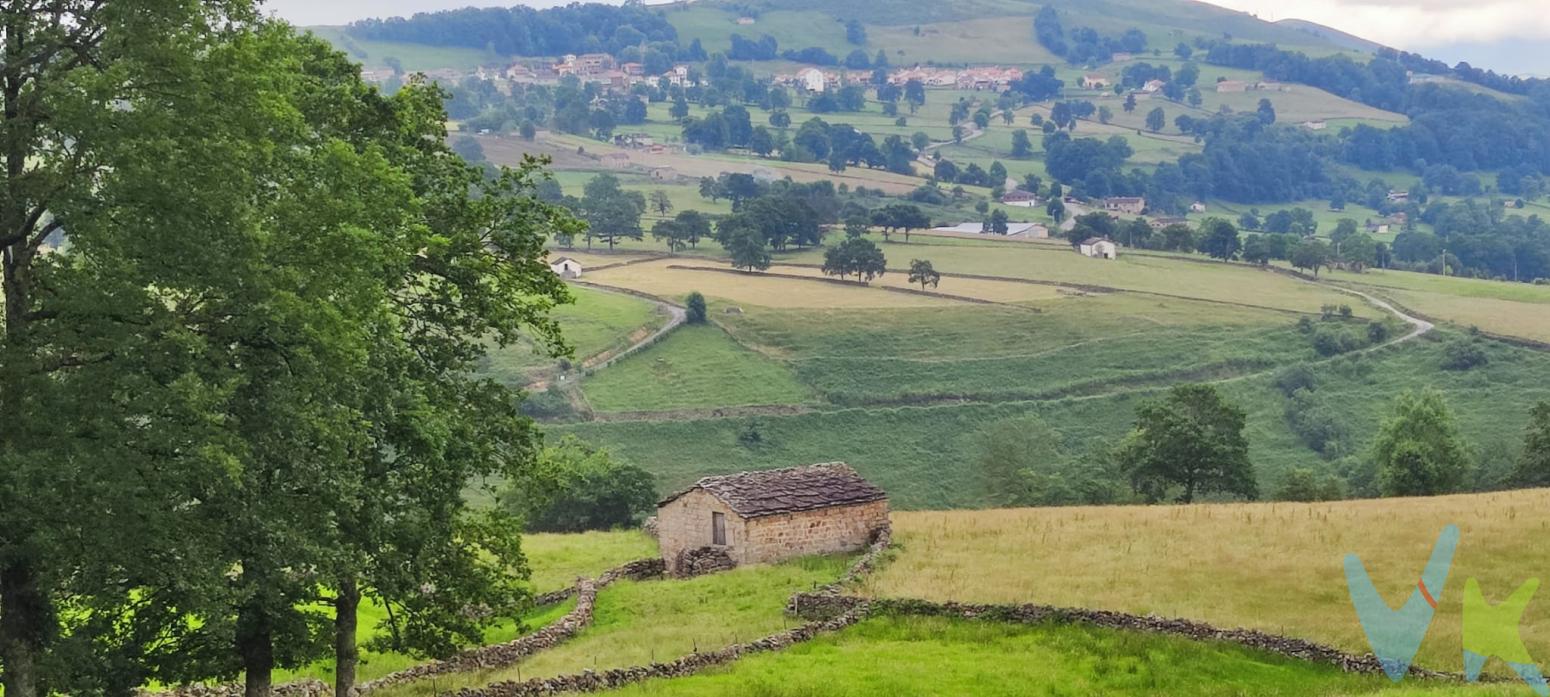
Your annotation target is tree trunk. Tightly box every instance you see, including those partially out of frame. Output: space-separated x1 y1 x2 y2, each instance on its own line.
237 602 274 697
0 562 45 697
334 579 361 697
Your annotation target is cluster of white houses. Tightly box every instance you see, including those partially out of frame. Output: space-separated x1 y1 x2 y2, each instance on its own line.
775 65 1025 93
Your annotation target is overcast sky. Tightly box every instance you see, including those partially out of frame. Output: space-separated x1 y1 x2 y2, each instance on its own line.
261 0 1550 73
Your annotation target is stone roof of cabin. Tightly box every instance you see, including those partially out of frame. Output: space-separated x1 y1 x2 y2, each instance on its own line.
658 462 887 518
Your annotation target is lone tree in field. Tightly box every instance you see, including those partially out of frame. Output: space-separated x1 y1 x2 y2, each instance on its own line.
685 291 708 324
1373 389 1470 496
1146 106 1166 133
723 223 772 272
822 237 888 282
649 189 674 217
909 259 942 289
1116 384 1257 504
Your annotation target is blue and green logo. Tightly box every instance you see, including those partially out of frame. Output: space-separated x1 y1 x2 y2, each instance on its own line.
1344 524 1547 694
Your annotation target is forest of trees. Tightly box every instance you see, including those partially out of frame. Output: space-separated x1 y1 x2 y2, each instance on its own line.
1032 7 1146 65
347 4 678 56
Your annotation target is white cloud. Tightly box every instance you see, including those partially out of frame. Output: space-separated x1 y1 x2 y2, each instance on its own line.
1204 0 1550 49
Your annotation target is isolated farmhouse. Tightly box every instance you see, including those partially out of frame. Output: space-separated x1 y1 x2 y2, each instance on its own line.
1079 237 1119 259
656 463 890 575
549 256 583 279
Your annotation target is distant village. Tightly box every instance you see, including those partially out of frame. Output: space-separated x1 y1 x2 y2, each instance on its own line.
362 52 1033 95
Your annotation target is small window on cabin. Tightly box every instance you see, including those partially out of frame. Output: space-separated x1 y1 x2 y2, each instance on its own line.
711 511 726 546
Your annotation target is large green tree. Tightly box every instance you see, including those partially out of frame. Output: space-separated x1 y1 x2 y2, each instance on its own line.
1373 389 1471 497
0 11 574 696
1115 384 1257 503
1515 401 1550 487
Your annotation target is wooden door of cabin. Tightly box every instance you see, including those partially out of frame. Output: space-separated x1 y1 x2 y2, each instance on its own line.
712 511 726 545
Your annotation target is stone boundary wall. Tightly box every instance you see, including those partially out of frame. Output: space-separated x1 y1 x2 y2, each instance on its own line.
858 597 1473 682
355 558 663 695
449 529 895 697
450 603 872 697
141 680 331 697
152 558 665 697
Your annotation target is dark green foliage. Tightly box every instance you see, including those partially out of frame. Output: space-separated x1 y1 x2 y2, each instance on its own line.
685 292 708 324
1515 401 1550 487
1116 384 1257 503
974 416 1126 507
1275 468 1343 501
1285 389 1351 458
908 259 941 289
823 238 888 282
1373 390 1471 497
1311 325 1364 357
1273 364 1318 397
1441 339 1489 371
504 437 658 533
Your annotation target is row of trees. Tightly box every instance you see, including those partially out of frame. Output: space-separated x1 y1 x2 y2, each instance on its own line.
981 378 1550 508
1 8 580 697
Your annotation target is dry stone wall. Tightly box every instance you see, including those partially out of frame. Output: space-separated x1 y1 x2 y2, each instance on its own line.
672 546 736 578
144 679 329 697
355 558 663 695
450 604 871 697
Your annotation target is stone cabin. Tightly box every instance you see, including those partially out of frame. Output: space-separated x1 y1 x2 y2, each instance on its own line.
656 463 890 575
549 256 583 279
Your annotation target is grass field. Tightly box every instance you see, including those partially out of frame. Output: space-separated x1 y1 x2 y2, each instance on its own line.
869 488 1550 677
583 324 814 412
586 258 962 309
1319 268 1550 344
774 235 1377 316
478 284 667 385
566 329 1550 508
594 615 1426 696
375 555 851 696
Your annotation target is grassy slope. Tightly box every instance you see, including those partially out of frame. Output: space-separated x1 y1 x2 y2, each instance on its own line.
375 555 850 696
566 330 1550 509
274 530 655 685
596 615 1414 696
583 324 814 411
869 488 1550 677
479 284 666 385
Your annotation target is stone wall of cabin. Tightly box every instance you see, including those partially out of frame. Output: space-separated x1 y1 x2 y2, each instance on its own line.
656 489 746 574
658 491 890 574
742 500 890 566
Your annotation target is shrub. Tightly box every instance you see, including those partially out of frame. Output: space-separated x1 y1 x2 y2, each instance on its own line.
1284 388 1350 457
1441 339 1488 370
1273 364 1318 397
737 418 765 447
1367 322 1390 344
1275 468 1341 501
504 436 658 532
1311 325 1363 357
685 291 708 324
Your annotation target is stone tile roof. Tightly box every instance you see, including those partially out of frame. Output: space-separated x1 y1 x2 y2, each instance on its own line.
658 463 887 518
